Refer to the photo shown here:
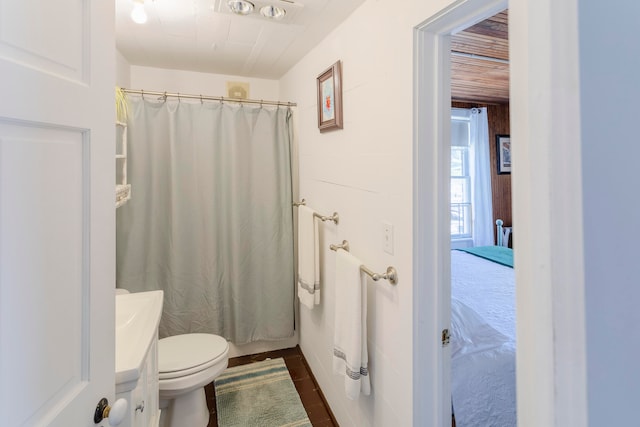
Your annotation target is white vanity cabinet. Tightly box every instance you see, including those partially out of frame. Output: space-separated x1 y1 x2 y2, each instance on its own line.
116 337 159 427
116 291 163 427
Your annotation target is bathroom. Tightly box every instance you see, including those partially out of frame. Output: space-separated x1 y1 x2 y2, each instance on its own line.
112 0 414 425
3 0 640 425
1 0 423 424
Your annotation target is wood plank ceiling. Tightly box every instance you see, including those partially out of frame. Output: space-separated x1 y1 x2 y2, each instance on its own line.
451 10 509 104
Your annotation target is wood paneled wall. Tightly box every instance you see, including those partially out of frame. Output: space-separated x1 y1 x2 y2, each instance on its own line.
453 102 511 245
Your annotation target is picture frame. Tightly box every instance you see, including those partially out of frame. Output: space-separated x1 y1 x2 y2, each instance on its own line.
316 60 343 132
496 134 511 174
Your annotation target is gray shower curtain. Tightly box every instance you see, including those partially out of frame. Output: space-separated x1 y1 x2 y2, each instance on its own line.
116 97 295 344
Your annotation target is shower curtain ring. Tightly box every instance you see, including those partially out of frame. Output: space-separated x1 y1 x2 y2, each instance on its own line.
200 95 203 104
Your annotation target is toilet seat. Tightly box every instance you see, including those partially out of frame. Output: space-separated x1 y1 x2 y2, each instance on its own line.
159 333 229 380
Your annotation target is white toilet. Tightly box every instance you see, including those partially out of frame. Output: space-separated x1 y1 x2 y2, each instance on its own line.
158 333 229 427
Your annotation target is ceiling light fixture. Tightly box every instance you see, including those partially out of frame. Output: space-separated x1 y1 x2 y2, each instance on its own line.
131 0 148 24
260 5 286 19
227 0 255 15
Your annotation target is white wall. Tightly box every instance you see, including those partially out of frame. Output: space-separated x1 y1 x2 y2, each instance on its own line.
116 50 131 88
510 0 640 425
279 0 455 425
578 1 640 425
129 66 280 101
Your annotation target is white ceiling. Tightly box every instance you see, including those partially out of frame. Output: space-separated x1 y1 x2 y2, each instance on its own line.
116 0 365 79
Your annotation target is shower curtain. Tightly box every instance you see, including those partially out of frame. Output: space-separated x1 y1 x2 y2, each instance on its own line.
116 97 295 344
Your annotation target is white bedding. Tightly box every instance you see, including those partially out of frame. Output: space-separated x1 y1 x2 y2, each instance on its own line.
451 250 516 427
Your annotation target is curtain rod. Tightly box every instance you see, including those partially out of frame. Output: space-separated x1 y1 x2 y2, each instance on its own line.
120 88 297 107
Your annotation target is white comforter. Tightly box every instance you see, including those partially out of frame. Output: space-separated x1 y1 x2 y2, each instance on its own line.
451 250 516 427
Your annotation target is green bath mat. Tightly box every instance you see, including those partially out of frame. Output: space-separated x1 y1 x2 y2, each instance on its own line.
214 358 312 427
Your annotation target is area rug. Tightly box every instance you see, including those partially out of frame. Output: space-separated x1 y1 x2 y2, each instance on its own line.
214 358 312 427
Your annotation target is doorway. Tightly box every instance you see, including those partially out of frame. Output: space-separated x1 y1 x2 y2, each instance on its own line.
412 0 507 425
414 1 590 425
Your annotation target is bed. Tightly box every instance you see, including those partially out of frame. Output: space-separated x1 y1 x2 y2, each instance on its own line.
450 245 516 427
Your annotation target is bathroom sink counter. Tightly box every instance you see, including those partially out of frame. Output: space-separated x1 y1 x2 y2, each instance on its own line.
116 290 163 392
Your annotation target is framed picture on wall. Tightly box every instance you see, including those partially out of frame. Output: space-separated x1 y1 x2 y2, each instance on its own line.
316 60 343 133
496 134 511 174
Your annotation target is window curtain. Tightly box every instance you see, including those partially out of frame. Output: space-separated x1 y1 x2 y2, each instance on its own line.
116 97 295 344
469 107 494 246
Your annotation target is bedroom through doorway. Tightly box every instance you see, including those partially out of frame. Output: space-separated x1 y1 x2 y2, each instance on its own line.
448 8 515 427
412 0 509 425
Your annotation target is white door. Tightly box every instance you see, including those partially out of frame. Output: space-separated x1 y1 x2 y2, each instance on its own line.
0 1 115 426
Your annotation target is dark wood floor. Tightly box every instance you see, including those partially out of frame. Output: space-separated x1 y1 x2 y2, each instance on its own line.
205 346 338 426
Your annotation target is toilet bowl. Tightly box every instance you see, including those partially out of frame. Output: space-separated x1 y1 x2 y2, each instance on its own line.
158 333 229 427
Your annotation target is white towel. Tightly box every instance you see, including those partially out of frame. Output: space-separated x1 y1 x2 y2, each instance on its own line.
297 205 320 309
333 248 370 399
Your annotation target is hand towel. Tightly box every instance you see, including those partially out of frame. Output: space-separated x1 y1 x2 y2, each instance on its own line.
332 248 371 399
297 205 320 309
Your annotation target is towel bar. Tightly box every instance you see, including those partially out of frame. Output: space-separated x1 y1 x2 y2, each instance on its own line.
329 240 350 252
314 211 339 224
330 240 398 285
292 199 339 224
360 265 398 285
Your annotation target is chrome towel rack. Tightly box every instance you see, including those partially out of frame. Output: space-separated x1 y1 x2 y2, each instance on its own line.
292 199 339 224
314 212 339 224
329 240 350 252
330 240 398 285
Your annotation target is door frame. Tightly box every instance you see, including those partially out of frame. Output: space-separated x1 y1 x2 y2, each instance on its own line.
412 0 507 425
413 0 588 425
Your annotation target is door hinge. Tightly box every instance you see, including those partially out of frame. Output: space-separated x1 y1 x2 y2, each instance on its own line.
441 328 450 347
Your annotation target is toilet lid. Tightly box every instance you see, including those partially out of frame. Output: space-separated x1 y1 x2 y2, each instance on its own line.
159 333 229 375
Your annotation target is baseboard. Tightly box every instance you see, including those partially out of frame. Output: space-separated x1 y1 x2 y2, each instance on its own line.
297 345 339 426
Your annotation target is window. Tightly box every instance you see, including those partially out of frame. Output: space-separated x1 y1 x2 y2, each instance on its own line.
451 111 472 239
451 107 494 246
